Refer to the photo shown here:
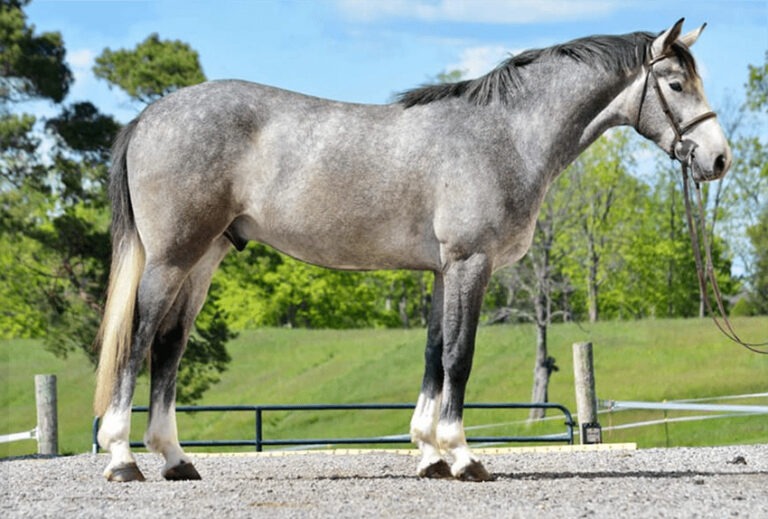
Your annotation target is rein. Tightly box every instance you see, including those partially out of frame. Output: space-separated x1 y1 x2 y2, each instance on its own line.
681 164 768 354
638 50 768 354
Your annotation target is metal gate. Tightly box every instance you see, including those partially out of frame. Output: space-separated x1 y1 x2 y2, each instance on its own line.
92 402 573 453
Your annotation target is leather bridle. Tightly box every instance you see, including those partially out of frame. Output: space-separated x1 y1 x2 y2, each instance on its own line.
635 52 717 163
636 50 767 353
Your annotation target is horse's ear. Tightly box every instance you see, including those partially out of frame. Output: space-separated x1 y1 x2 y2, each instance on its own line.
652 18 685 58
679 23 707 48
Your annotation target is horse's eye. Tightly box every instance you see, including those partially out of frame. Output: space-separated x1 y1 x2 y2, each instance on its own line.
669 82 683 92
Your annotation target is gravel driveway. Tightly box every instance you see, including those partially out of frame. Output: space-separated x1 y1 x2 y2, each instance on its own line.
4 444 768 518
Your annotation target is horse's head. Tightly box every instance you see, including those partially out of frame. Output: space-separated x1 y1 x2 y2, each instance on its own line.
635 18 731 182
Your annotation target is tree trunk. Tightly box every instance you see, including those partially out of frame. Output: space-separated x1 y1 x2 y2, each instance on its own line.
398 294 409 328
587 236 600 323
562 278 573 322
529 318 549 420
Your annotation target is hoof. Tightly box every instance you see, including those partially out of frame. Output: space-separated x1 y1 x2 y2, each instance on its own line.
164 461 202 481
454 460 494 482
106 462 146 482
418 459 453 479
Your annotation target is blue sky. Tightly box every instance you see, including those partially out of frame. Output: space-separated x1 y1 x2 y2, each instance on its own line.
25 0 768 124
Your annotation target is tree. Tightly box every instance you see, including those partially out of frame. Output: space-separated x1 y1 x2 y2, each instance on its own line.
746 51 768 112
564 130 646 322
0 0 72 103
1 1 230 403
1 0 75 339
744 206 768 314
625 161 712 318
735 51 768 314
215 243 430 329
707 51 768 316
94 33 206 104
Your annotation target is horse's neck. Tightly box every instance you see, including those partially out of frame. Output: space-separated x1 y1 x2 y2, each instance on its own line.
511 61 639 181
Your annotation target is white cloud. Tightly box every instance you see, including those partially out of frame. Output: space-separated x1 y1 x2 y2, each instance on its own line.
68 48 95 69
67 48 96 90
337 0 618 24
446 45 515 78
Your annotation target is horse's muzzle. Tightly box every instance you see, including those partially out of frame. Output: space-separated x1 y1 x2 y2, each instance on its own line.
676 139 731 182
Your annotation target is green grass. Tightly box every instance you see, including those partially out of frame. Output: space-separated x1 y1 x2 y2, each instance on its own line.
2 317 767 457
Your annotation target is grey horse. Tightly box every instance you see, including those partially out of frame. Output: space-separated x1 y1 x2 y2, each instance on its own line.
94 19 730 482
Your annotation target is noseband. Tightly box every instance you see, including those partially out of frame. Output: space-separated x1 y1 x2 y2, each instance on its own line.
635 51 717 162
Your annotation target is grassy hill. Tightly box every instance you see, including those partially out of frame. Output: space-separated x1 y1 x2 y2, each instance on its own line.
3 317 766 457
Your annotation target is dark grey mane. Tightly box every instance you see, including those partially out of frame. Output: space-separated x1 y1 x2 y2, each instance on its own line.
397 31 695 108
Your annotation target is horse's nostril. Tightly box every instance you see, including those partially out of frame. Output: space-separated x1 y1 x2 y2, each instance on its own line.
714 154 727 176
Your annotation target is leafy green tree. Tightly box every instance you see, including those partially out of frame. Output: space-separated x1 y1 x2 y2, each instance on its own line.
1 0 74 339
744 206 768 314
746 51 768 112
1 1 230 402
215 243 430 329
0 0 71 102
712 52 768 316
735 51 768 314
0 234 48 337
624 161 713 318
94 33 206 103
564 131 645 322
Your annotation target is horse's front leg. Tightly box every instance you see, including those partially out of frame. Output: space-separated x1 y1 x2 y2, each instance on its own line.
410 273 452 478
436 253 493 481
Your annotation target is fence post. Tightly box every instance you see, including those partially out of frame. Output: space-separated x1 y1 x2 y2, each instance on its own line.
572 342 602 444
35 374 58 455
255 408 263 452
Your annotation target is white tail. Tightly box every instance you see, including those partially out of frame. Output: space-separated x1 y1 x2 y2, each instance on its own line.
93 231 145 416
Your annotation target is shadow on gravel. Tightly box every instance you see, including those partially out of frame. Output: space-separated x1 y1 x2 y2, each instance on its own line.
252 469 766 483
496 470 766 481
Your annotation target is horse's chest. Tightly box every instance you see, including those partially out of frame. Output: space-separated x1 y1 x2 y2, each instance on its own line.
495 221 538 269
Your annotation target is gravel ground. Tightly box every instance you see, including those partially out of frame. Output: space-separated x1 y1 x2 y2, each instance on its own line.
3 444 768 518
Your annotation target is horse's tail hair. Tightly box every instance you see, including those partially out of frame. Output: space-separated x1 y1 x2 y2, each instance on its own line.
94 118 145 417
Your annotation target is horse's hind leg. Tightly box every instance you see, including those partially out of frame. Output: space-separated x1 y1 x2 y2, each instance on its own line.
410 273 452 478
99 261 192 482
144 238 230 480
436 253 492 481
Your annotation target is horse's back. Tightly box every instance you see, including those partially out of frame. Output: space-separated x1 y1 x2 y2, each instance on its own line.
125 80 445 270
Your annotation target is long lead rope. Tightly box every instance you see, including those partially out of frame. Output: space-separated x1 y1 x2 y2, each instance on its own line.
681 163 768 354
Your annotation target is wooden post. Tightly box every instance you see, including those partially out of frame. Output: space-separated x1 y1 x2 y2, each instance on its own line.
572 342 601 444
35 374 58 455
